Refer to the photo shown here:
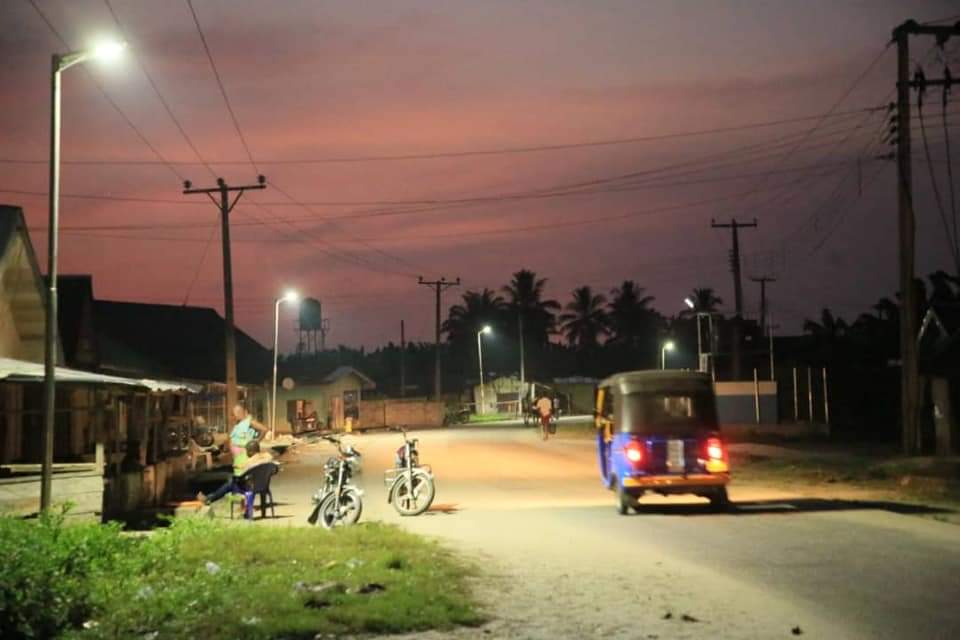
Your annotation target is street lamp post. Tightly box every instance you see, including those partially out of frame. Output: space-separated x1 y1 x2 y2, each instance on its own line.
477 325 492 414
41 40 126 512
271 290 299 439
684 297 714 374
661 340 675 370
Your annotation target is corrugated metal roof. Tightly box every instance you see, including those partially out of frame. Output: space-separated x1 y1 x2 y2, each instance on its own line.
0 357 202 393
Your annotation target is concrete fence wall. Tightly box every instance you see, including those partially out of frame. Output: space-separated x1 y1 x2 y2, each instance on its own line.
0 470 103 520
715 380 778 424
358 399 444 429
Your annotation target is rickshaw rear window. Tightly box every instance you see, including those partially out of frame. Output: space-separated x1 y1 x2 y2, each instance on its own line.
619 392 717 435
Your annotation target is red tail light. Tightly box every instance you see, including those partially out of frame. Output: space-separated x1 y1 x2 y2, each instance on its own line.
624 440 644 465
706 437 725 461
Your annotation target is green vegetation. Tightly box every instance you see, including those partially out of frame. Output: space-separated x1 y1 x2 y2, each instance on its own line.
467 413 516 423
1 512 483 639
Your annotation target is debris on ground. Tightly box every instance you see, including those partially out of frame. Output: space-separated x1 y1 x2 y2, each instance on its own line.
662 612 673 620
294 580 346 596
353 582 387 594
204 561 221 575
792 625 804 635
681 613 700 623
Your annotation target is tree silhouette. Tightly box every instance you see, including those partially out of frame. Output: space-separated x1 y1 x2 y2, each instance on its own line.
442 288 507 346
680 287 723 317
501 269 560 346
607 280 660 348
559 286 609 349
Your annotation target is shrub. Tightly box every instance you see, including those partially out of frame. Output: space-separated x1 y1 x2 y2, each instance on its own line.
0 509 130 639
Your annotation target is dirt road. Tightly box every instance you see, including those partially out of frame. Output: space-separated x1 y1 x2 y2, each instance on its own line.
269 427 960 639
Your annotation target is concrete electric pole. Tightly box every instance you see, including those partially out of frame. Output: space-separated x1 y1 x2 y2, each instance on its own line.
891 19 959 454
184 176 266 419
418 276 460 399
750 275 776 337
712 218 757 379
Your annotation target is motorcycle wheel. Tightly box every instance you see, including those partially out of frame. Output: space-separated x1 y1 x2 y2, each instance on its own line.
391 470 435 516
318 489 363 529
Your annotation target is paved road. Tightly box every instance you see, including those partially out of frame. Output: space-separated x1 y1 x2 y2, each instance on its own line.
271 427 960 639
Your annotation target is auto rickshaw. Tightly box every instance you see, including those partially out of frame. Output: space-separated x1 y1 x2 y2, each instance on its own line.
595 370 730 514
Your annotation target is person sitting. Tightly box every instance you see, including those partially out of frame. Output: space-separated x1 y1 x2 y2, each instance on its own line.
199 439 275 506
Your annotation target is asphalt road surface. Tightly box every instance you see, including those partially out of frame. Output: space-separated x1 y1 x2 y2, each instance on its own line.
270 426 960 640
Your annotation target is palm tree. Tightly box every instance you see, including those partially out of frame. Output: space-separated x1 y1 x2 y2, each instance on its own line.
803 308 847 339
442 288 507 346
501 269 560 345
559 286 609 349
680 287 723 317
607 281 659 347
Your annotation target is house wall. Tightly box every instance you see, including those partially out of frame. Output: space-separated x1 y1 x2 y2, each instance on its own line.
274 375 365 433
0 232 46 362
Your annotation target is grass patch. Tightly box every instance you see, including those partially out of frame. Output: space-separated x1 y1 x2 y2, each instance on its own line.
1 513 484 639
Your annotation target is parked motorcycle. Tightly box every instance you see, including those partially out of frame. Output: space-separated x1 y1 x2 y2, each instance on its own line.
307 434 364 528
384 427 435 516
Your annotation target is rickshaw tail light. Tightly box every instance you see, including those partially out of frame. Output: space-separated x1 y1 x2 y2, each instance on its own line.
624 441 644 464
706 437 725 460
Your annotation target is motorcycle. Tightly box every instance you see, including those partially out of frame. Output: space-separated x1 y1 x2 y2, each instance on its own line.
307 434 364 528
384 427 435 516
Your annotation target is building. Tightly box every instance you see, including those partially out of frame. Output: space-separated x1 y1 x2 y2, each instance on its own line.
0 205 51 363
274 363 376 432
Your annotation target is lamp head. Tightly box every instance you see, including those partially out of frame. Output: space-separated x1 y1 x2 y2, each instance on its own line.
481 325 492 335
282 290 299 303
684 297 695 310
91 39 127 63
664 340 676 351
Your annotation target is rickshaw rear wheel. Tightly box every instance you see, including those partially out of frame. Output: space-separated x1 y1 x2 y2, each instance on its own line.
708 487 730 511
615 480 633 515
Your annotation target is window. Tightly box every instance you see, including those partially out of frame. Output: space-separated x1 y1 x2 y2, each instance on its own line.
619 392 717 436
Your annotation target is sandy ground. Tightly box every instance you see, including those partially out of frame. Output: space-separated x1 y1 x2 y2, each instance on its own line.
245 427 959 639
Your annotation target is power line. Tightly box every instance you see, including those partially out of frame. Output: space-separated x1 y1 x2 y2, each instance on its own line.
24 0 186 182
0 104 888 167
184 0 259 172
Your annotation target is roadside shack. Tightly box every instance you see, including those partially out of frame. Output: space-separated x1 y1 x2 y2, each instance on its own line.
0 356 201 520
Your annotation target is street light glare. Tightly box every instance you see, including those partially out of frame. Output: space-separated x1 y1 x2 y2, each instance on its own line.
91 40 127 62
664 340 676 351
481 325 492 334
684 297 695 309
283 290 299 303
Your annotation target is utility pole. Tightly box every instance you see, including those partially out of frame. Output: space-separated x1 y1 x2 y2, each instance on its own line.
400 320 406 398
891 19 960 454
518 312 525 416
418 276 460 399
749 276 776 337
712 218 757 380
184 176 266 419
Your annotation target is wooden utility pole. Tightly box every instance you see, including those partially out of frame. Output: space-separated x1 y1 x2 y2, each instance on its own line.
892 19 960 454
184 176 266 418
417 276 460 399
712 218 757 380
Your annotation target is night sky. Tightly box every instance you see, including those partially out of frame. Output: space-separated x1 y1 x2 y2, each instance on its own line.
1 1 958 352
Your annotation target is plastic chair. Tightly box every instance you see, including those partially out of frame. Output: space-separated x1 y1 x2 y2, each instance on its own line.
230 462 279 520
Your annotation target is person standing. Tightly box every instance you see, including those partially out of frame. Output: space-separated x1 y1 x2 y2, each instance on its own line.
535 394 553 441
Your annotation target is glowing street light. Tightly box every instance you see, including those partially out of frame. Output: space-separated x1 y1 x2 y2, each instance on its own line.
661 340 676 370
477 325 492 414
684 297 695 310
41 38 126 512
271 290 300 438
